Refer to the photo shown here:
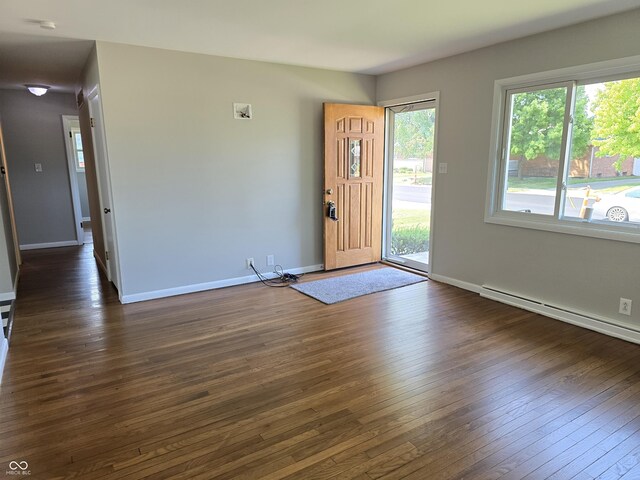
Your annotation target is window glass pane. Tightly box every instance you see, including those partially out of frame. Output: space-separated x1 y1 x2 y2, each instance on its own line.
77 151 85 169
349 139 361 178
564 79 640 224
502 86 568 215
563 85 595 219
74 132 83 151
389 106 434 267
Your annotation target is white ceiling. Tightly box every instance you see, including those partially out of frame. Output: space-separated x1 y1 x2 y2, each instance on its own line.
1 0 640 92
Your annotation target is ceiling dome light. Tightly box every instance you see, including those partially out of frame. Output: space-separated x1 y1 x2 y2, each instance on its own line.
39 21 56 30
26 85 50 96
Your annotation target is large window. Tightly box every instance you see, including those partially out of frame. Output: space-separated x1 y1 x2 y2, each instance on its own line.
488 59 640 243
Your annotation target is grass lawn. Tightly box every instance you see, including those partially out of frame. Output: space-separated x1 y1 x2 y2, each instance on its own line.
392 208 431 230
594 184 640 194
393 172 432 186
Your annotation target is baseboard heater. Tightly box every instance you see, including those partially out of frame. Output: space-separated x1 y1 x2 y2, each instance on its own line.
480 285 640 345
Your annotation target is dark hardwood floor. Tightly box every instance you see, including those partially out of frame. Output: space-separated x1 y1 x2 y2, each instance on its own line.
1 244 640 479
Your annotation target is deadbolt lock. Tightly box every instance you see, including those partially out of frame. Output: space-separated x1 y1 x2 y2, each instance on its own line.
325 188 333 195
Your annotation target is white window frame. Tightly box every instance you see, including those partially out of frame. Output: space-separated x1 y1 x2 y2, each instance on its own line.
485 54 640 244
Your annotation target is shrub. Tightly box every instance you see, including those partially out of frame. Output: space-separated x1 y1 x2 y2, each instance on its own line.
391 225 430 255
413 177 432 185
393 167 414 174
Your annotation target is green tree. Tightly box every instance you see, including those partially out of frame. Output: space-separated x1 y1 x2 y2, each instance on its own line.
592 78 640 171
509 86 592 177
393 109 435 160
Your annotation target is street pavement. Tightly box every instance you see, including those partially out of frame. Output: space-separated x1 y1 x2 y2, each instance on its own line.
392 184 621 218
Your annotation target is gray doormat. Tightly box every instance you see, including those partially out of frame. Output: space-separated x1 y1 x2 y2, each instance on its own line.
291 267 427 304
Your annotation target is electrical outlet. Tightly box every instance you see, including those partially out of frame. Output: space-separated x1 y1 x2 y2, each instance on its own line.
619 298 632 316
246 258 254 269
34 163 43 172
267 255 274 266
438 163 448 174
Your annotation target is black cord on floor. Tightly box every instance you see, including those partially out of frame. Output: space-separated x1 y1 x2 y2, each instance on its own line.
250 263 302 287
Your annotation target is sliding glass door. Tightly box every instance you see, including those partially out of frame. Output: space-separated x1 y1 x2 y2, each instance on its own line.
384 101 436 272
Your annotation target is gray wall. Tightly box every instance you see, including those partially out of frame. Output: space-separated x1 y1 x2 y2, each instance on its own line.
94 42 376 297
377 9 640 326
0 90 79 246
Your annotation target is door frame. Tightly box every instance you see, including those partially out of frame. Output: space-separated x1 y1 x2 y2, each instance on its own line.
61 115 85 246
379 92 440 272
87 86 122 293
0 118 21 270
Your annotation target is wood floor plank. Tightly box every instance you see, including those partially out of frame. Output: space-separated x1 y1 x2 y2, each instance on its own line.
1 243 639 479
531 404 640 479
375 356 640 480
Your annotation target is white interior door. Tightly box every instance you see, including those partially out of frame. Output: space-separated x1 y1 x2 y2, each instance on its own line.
87 89 120 291
62 115 85 246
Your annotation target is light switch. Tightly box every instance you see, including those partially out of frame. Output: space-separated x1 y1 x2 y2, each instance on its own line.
34 163 43 172
438 163 448 174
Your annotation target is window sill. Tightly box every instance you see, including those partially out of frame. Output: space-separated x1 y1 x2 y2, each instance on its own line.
485 212 640 244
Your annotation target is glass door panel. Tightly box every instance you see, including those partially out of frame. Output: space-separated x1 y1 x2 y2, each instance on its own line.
385 102 436 271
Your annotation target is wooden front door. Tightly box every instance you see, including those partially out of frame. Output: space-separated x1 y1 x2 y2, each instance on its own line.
323 103 384 270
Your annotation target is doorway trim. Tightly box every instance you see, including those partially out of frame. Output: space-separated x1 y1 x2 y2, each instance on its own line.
379 92 440 273
62 115 85 246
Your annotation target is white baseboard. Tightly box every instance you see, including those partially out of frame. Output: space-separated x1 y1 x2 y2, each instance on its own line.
121 264 324 304
481 286 640 345
0 337 8 385
0 291 16 302
428 273 482 294
20 240 79 250
1 304 10 327
427 273 640 345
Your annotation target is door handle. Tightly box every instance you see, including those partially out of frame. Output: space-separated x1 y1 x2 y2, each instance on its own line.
326 201 338 222
104 208 111 214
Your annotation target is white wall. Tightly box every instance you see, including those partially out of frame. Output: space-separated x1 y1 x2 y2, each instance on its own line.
0 90 79 247
93 42 376 298
377 9 640 327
